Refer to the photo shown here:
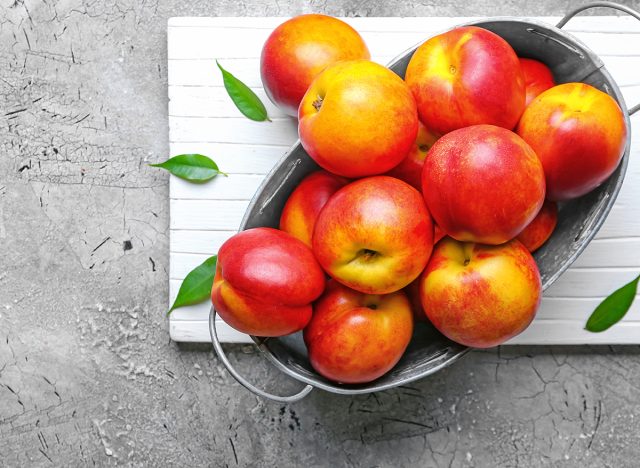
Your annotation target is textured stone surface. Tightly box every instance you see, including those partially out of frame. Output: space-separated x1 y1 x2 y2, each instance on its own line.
2 0 640 466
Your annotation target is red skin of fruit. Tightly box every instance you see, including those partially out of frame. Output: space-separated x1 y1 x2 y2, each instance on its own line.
516 200 558 252
422 124 546 245
211 228 325 337
313 176 434 294
519 58 555 107
260 14 370 116
420 238 541 348
279 170 349 247
299 60 419 177
517 82 627 201
304 280 414 384
405 26 525 135
385 122 439 190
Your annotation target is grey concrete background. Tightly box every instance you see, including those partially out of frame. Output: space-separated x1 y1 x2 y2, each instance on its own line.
2 0 640 466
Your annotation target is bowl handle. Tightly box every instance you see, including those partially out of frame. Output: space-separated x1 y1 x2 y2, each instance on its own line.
557 1 640 115
208 307 313 403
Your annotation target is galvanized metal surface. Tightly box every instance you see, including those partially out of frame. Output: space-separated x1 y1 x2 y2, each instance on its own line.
215 11 635 397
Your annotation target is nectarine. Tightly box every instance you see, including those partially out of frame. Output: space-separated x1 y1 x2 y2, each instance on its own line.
385 121 439 190
212 228 325 336
516 200 558 252
405 26 525 135
299 60 419 177
261 14 370 116
304 280 413 383
422 125 545 245
313 176 433 294
420 238 541 348
517 82 627 201
279 170 348 247
519 58 555 107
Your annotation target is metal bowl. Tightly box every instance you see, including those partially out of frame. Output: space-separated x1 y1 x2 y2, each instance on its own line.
212 5 638 401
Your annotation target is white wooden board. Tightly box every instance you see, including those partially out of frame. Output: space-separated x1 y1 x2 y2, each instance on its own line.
168 16 640 345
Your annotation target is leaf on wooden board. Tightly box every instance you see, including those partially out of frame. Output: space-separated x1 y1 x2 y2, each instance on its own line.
150 154 227 183
217 60 271 122
168 255 218 315
585 274 640 332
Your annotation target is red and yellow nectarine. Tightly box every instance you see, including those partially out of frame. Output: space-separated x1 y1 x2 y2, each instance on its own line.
519 58 555 107
517 82 627 201
299 60 419 177
260 14 370 116
279 170 348 247
516 200 558 252
313 176 433 294
212 228 325 337
405 26 525 135
304 280 413 383
385 121 439 190
422 125 545 245
420 238 541 348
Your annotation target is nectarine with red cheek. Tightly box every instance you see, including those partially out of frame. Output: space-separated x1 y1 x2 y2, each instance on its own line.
313 176 433 294
385 122 439 191
405 26 525 135
516 200 558 252
212 228 325 337
517 82 627 201
420 238 541 348
260 14 370 116
279 170 348 247
304 280 413 384
422 125 545 245
519 58 555 107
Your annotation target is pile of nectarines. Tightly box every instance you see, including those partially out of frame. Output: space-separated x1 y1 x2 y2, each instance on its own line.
212 15 628 384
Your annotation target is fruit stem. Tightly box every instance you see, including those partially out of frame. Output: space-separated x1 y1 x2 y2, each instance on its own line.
462 243 474 267
312 95 324 112
360 249 378 261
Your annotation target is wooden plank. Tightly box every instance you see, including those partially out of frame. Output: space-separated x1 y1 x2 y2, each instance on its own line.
534 296 640 321
168 278 640 322
168 58 640 89
169 85 287 118
508 320 640 345
170 319 249 343
168 142 288 175
169 116 297 145
170 173 265 200
170 318 640 345
169 230 235 255
169 199 249 230
168 16 640 34
169 236 640 269
170 319 640 345
168 56 395 88
572 238 640 267
169 25 640 60
169 250 640 297
168 295 211 322
169 76 639 116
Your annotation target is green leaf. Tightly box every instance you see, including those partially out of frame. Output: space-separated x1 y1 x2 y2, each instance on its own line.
150 154 227 183
585 274 640 332
217 60 271 122
167 255 218 316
